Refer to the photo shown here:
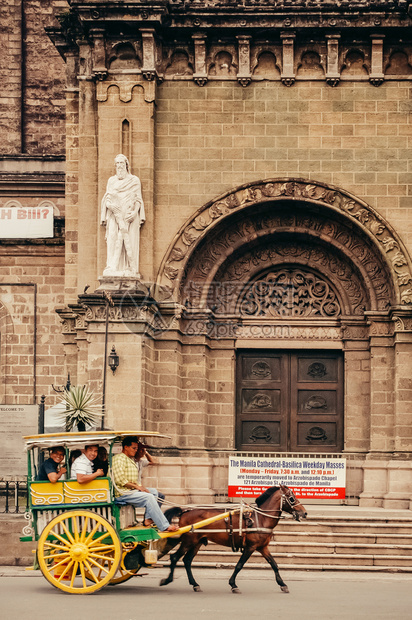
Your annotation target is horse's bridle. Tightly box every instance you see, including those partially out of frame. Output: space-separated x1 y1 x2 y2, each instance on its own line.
280 489 303 521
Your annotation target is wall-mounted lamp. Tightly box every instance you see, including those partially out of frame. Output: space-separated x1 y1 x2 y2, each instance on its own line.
108 345 119 375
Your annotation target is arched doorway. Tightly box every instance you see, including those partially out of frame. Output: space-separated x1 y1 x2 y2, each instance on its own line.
156 178 412 466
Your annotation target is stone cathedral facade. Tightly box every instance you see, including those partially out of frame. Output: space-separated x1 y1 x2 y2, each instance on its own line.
1 1 412 507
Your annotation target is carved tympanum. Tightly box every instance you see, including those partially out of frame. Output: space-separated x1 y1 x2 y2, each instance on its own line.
238 269 341 318
160 179 412 306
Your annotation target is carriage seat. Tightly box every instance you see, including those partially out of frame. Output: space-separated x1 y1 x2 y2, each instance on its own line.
118 505 145 529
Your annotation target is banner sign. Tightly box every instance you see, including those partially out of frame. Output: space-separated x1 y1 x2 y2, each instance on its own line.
0 207 53 238
0 404 38 477
228 456 346 500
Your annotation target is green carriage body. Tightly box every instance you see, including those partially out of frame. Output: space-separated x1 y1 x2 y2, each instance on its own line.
21 431 170 593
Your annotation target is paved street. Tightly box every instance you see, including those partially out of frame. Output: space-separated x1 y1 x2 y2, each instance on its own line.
1 567 411 620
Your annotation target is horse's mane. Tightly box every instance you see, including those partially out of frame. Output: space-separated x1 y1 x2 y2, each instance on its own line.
255 486 280 507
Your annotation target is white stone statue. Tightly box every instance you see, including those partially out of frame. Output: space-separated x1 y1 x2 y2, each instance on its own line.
101 154 145 277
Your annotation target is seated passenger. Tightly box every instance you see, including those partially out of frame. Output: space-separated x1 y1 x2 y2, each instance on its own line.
36 446 67 482
93 446 109 476
69 449 82 466
71 444 104 483
112 436 178 532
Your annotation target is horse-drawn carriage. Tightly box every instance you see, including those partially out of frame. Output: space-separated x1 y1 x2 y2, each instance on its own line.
21 430 307 595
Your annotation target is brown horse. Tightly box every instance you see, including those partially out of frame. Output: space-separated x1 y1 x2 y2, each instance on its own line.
160 485 307 594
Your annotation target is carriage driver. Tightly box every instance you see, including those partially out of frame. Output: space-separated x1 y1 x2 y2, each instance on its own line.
112 436 178 532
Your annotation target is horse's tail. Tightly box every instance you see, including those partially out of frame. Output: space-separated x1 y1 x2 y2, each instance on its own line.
164 506 183 522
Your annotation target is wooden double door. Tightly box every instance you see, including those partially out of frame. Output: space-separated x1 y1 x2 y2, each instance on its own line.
236 351 344 452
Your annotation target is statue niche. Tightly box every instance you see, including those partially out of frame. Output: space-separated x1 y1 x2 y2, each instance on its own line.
252 52 281 79
296 51 325 78
109 43 141 70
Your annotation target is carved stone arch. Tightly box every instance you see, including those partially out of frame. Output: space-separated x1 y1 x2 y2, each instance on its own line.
180 208 390 315
157 179 412 308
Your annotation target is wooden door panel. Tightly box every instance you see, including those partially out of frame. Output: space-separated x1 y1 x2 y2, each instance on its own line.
297 390 337 415
241 389 281 413
240 420 282 448
297 356 339 382
236 352 288 451
241 356 282 381
296 421 338 448
236 350 344 452
291 353 343 452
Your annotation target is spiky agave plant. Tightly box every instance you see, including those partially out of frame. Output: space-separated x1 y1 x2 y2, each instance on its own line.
59 385 103 432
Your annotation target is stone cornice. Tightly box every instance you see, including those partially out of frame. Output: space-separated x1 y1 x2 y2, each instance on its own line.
63 0 411 32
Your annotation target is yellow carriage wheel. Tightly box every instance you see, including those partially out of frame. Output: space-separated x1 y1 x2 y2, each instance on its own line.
108 565 140 586
37 510 121 594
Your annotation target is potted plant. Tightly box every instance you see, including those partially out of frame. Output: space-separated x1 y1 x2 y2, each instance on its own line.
59 385 102 432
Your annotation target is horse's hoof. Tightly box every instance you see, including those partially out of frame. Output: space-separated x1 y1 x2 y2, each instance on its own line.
280 586 289 594
193 586 202 592
231 588 241 594
159 579 169 587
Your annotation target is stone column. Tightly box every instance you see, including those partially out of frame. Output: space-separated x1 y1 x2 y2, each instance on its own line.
236 35 251 87
77 40 99 294
369 34 385 87
325 34 340 86
64 50 80 304
341 325 370 453
192 33 208 86
280 32 296 86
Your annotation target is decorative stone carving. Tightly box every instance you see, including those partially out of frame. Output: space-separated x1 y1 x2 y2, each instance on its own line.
341 324 369 340
192 33 208 86
90 28 107 80
141 29 158 81
237 35 252 87
101 154 145 278
306 426 328 442
159 178 412 307
249 425 272 443
369 35 385 86
305 395 327 410
280 32 296 86
307 362 327 378
239 269 341 318
369 321 394 336
393 315 412 331
252 361 271 378
96 80 155 103
248 394 272 409
325 34 340 86
186 228 382 316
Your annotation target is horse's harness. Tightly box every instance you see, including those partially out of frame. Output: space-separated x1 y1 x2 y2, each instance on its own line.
223 489 301 552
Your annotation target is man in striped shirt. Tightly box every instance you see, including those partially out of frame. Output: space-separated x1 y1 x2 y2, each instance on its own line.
112 436 178 532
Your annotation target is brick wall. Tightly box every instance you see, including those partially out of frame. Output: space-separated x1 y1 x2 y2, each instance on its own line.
154 80 412 273
0 248 65 404
0 0 67 155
